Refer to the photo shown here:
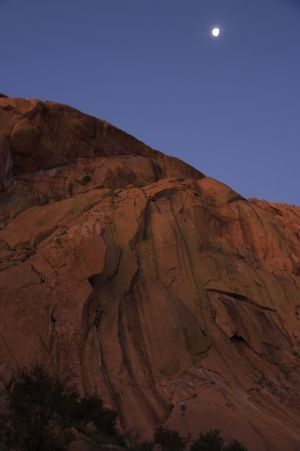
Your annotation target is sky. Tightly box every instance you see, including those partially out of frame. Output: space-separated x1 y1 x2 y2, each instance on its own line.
1 0 299 204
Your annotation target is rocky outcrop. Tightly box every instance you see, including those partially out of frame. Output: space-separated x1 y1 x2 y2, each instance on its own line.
0 96 300 450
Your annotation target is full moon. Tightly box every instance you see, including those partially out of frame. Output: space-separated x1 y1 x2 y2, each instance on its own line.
211 27 220 37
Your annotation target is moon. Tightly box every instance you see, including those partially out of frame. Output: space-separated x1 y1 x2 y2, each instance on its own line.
211 27 220 38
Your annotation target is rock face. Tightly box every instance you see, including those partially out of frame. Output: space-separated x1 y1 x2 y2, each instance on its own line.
0 96 300 450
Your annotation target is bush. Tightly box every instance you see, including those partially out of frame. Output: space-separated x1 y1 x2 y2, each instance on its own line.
154 427 185 451
0 365 119 451
224 440 248 451
130 441 154 451
190 430 224 451
190 430 247 451
73 395 118 436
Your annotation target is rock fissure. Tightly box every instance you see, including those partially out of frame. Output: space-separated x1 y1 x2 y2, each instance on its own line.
207 288 277 312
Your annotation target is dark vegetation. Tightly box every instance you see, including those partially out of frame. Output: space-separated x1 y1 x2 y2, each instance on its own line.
0 366 247 451
0 365 122 451
154 427 186 451
189 430 247 451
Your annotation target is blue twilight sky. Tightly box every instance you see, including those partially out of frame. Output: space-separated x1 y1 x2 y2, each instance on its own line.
1 0 299 204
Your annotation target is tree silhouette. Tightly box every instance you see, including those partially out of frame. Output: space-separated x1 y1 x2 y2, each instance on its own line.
190 430 247 451
130 441 154 451
190 430 224 451
224 440 248 451
154 427 185 451
0 365 119 451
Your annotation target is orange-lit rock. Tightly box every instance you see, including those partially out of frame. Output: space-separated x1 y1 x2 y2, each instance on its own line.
0 97 300 450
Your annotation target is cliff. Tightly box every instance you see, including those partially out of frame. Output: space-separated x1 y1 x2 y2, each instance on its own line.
0 96 300 450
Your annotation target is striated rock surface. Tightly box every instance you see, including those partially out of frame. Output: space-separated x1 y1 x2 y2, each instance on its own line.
0 96 300 450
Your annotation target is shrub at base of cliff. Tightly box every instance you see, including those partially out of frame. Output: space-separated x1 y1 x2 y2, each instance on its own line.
0 365 121 451
190 430 224 451
146 428 247 451
154 427 186 451
190 430 247 451
223 440 248 451
129 441 154 451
